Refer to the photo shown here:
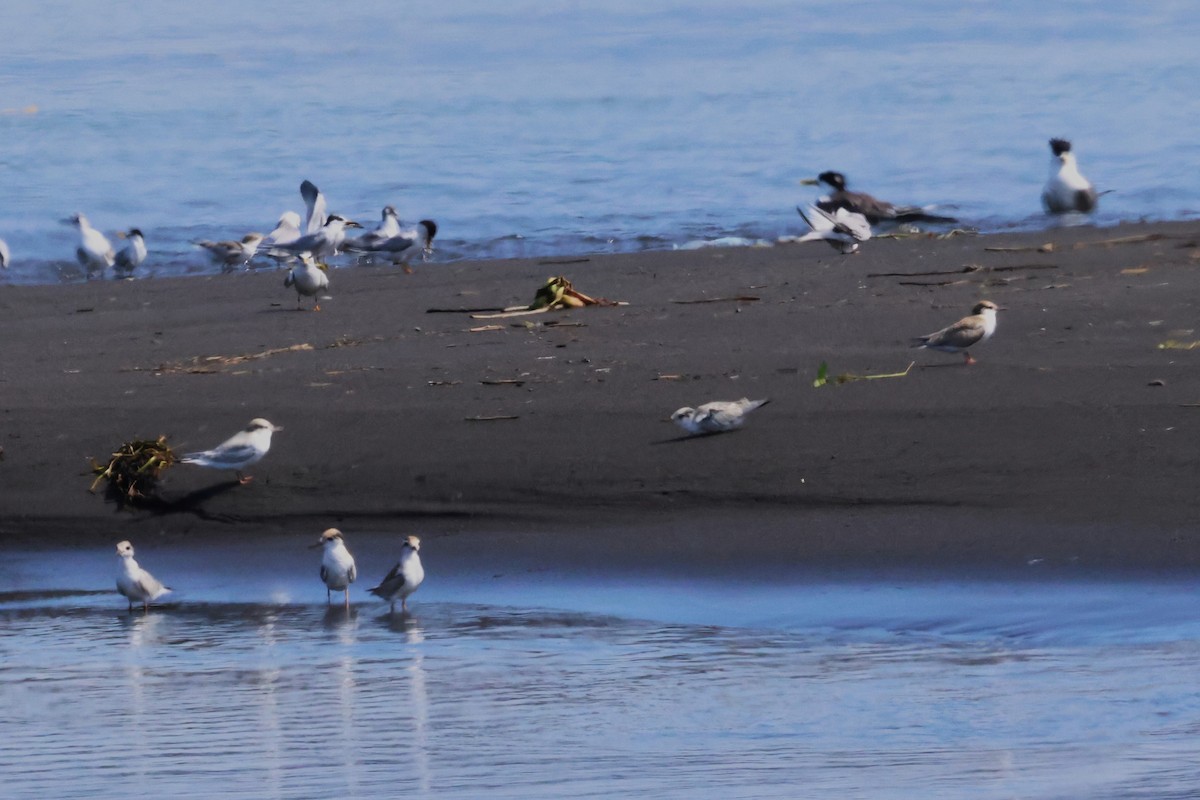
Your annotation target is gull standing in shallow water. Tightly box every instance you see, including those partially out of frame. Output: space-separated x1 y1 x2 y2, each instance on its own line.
115 540 171 612
671 398 770 435
912 301 999 365
311 528 357 606
284 253 329 310
114 228 147 275
1042 138 1098 214
196 233 264 271
369 536 425 613
180 418 282 484
65 213 115 276
801 171 957 225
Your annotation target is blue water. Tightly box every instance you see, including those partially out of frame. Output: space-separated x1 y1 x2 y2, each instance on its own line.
1 0 1197 284
2 537 1200 798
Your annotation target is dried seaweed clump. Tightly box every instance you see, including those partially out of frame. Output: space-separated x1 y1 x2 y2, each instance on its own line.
89 436 177 507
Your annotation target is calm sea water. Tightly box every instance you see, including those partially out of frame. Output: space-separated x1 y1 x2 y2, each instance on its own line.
2 538 1199 799
1 0 1197 284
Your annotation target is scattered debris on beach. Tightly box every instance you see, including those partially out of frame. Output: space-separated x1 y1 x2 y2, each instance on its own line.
89 436 177 508
470 276 623 319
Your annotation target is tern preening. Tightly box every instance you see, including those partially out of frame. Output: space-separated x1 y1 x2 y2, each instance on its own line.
912 301 999 365
351 219 438 270
1041 138 1098 214
801 171 957 225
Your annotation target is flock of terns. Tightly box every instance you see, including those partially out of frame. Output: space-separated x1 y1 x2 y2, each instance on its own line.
47 138 1091 611
115 418 425 613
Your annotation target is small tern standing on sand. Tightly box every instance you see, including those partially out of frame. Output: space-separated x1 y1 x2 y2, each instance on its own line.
180 418 282 484
114 228 147 274
284 253 330 310
115 540 171 612
1042 138 1098 214
65 213 115 276
310 528 357 607
786 204 871 254
369 535 425 613
671 398 771 435
912 300 999 365
196 233 264 270
0 237 9 269
801 171 957 225
270 215 361 260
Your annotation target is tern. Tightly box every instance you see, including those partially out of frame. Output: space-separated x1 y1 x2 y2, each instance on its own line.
270 215 361 260
801 171 957 225
0 237 9 269
284 253 329 310
912 300 999 365
180 418 282 484
310 528 357 607
115 540 171 612
671 398 770 435
114 228 147 274
346 205 403 250
1041 138 1098 214
355 219 437 270
786 205 871 254
369 535 425 613
196 233 264 270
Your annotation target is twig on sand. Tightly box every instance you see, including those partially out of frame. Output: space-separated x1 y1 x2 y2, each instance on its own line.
1074 233 1169 249
813 361 915 387
869 264 1057 278
671 295 760 304
985 243 1056 253
465 415 519 421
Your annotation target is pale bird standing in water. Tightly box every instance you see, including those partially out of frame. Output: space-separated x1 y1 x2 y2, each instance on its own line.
311 528 357 607
911 300 999 365
0 236 9 269
180 418 282 484
1041 138 1098 214
65 213 115 276
369 535 425 613
284 253 329 310
115 540 171 612
671 398 771 435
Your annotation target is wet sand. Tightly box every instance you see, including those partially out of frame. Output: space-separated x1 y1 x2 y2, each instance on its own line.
3 220 1200 568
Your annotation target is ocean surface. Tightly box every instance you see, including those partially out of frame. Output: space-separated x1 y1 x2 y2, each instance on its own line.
2 538 1199 799
1 0 1198 284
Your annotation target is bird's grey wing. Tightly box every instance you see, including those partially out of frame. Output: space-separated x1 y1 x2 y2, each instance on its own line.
75 247 90 267
187 442 259 467
369 562 404 597
347 563 357 584
135 571 164 597
320 565 329 583
923 317 984 349
284 270 295 288
301 180 327 235
796 205 828 234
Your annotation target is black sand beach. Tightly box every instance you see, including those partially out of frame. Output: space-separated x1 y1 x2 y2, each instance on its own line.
3 220 1200 569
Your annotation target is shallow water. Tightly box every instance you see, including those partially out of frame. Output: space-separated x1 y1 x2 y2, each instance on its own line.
1 0 1198 284
2 541 1198 799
